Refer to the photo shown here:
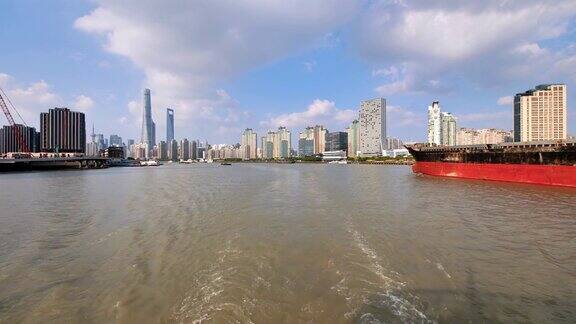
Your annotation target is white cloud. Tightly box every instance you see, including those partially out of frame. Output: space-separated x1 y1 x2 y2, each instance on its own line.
261 99 355 130
334 109 356 123
0 73 61 126
375 79 411 96
73 95 94 112
497 96 514 106
387 105 423 127
372 66 400 78
356 1 576 94
75 0 358 142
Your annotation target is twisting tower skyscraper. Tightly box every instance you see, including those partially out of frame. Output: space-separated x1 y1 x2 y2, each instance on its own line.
141 88 155 157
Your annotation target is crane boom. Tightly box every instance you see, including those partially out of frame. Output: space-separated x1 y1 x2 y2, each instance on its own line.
0 92 30 153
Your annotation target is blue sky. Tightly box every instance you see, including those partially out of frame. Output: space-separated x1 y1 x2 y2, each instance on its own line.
1 0 575 144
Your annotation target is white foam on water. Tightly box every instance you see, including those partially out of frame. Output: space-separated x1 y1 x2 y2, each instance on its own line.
345 221 433 323
171 239 248 323
436 262 452 279
358 312 383 324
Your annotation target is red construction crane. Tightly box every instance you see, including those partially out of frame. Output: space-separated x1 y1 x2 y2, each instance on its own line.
0 88 30 153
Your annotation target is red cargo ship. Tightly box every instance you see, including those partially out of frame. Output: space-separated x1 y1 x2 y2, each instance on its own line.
406 141 576 188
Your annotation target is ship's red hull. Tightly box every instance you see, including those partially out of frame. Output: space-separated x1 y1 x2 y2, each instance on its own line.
412 162 576 188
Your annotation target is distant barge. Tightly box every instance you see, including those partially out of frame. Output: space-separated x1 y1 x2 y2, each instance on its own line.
406 141 576 188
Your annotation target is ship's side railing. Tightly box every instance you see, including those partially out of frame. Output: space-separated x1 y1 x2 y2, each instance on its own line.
407 140 575 152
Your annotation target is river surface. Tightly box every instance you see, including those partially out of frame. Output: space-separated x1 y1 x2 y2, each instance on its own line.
0 163 575 323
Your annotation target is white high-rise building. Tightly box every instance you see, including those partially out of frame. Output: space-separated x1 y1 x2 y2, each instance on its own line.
441 112 457 146
261 127 291 159
262 132 275 159
274 127 291 158
241 128 258 160
428 101 457 146
346 120 359 158
359 98 386 157
428 101 442 145
514 84 567 142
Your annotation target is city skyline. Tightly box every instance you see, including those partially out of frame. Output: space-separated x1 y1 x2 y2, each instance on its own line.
1 1 575 144
3 81 568 160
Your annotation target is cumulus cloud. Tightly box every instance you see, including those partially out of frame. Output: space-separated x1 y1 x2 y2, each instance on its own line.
375 79 411 96
70 1 576 141
0 73 61 126
261 99 356 131
357 1 576 94
75 0 358 142
387 105 423 127
73 95 94 112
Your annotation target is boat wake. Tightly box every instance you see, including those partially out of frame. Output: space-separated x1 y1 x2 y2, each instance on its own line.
342 221 433 323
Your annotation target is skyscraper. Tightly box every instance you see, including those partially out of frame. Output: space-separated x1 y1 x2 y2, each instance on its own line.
0 124 40 154
261 127 291 159
514 84 567 142
312 125 327 154
298 127 315 157
262 132 275 159
427 101 457 146
275 126 291 158
157 141 168 160
168 139 178 161
428 101 442 145
190 140 198 159
166 108 174 142
241 128 257 159
325 132 348 152
140 88 155 157
441 112 457 146
40 107 86 153
359 98 386 156
109 134 122 147
180 138 190 160
151 121 156 149
297 125 327 156
346 120 359 158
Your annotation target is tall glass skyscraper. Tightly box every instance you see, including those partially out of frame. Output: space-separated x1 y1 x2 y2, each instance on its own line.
140 89 155 157
166 108 174 142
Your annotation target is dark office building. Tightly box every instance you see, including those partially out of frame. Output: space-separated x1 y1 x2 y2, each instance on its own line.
40 108 86 153
325 132 348 152
104 146 125 159
190 140 198 159
0 124 40 154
